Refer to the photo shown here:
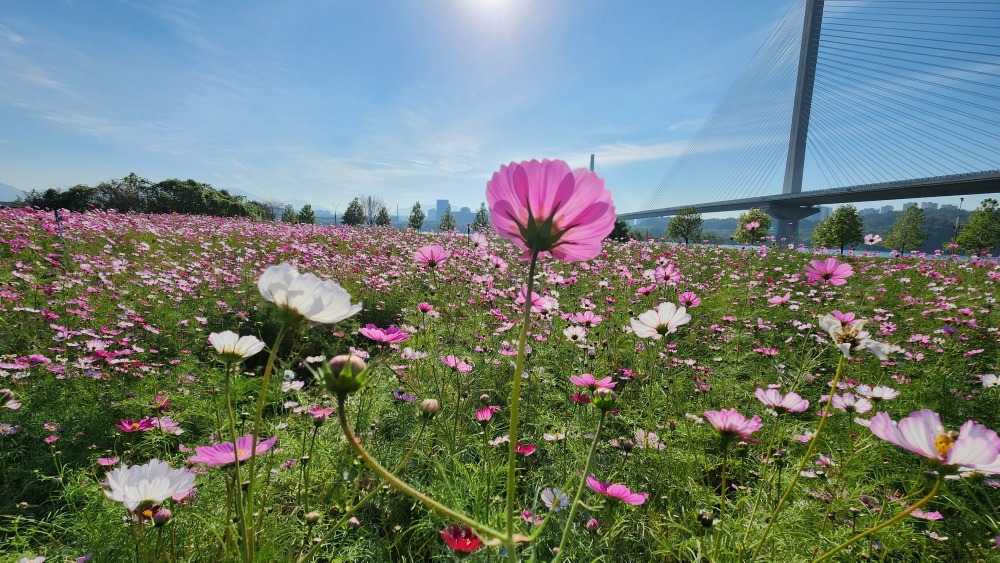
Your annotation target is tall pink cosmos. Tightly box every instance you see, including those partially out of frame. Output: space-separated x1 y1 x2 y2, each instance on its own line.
804 257 853 286
358 324 409 344
188 434 278 467
704 409 763 440
414 245 450 268
754 388 809 414
486 159 616 262
585 476 648 505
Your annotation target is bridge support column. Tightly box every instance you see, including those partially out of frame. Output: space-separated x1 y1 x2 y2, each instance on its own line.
766 205 820 244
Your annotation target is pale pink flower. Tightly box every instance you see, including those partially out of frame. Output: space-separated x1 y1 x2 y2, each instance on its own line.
258 263 362 324
831 393 873 414
586 476 647 505
414 244 451 268
440 355 473 373
704 409 763 440
754 388 809 413
818 313 890 361
486 159 616 262
869 410 1000 474
358 324 409 344
804 257 853 286
208 331 265 363
855 384 899 401
767 292 791 307
677 291 700 308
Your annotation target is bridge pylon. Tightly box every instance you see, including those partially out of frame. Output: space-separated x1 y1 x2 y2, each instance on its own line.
766 204 820 243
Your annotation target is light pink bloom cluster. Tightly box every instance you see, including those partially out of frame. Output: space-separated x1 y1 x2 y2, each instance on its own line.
870 410 1000 475
586 476 648 505
754 388 809 414
486 159 616 262
704 409 763 441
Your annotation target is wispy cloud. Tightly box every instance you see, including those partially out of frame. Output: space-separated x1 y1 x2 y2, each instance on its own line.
0 24 25 44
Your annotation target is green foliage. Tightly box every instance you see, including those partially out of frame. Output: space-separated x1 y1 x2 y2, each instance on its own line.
666 207 703 244
23 173 261 218
810 204 863 254
956 198 1000 253
438 205 457 231
472 203 491 232
733 208 771 243
883 205 927 253
408 202 425 230
341 197 366 226
296 204 316 224
375 206 393 227
607 218 631 241
280 204 297 223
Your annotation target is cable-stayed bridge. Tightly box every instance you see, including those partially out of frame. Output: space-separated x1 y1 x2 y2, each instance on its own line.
619 0 1000 241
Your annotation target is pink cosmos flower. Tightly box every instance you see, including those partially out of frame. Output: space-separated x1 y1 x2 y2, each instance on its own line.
864 234 883 245
677 291 700 308
516 443 536 456
569 373 616 391
440 355 473 373
417 302 434 314
745 221 761 231
358 324 409 344
476 406 500 423
704 409 763 440
568 311 602 326
117 418 156 433
414 244 451 268
754 388 809 414
0 389 21 410
152 416 184 435
586 476 648 505
308 406 336 424
804 257 853 286
869 410 1000 474
188 434 278 467
831 393 873 414
486 159 616 262
767 292 791 307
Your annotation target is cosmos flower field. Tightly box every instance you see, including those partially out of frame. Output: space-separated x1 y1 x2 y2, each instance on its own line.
1 202 999 561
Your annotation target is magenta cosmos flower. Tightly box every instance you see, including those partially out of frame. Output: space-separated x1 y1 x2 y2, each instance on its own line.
754 388 809 414
569 373 616 391
704 409 763 440
869 410 1000 475
586 476 648 505
188 434 278 467
804 257 853 286
358 324 409 344
486 159 616 262
414 244 450 268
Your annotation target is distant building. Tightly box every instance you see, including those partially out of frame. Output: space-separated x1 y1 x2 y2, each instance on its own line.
859 208 878 216
456 206 474 226
880 205 894 214
921 202 939 210
940 204 958 210
903 202 918 210
819 206 833 218
436 199 450 221
427 208 437 222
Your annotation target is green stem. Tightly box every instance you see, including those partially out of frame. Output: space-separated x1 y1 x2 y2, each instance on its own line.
222 362 249 560
552 411 606 563
752 355 845 558
337 396 505 541
245 324 289 559
505 251 540 544
814 478 942 562
714 443 730 560
296 418 428 562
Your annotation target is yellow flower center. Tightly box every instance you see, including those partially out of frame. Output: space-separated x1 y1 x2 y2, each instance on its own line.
142 509 154 519
131 423 139 429
236 449 248 457
934 433 955 459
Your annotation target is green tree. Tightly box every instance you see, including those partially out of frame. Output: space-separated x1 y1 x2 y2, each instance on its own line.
811 204 863 254
375 206 393 226
733 208 771 244
667 207 703 244
408 202 425 230
472 203 491 232
607 219 630 242
883 205 927 254
438 205 457 231
956 198 1000 253
296 204 316 224
341 198 366 227
280 204 297 223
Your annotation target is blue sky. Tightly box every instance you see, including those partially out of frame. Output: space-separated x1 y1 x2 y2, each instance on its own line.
0 1 991 216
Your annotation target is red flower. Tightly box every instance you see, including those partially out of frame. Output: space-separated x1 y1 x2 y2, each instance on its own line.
440 525 483 552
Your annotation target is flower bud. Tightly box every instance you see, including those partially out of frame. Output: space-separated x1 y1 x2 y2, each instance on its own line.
479 393 491 404
585 518 600 532
698 509 715 528
321 355 369 397
305 511 322 525
419 398 440 419
592 388 620 412
153 508 172 527
348 516 361 529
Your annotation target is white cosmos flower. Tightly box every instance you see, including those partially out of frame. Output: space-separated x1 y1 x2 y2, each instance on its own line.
104 459 195 511
818 314 890 361
982 374 998 388
630 302 691 339
208 331 265 363
258 263 362 324
563 326 587 343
